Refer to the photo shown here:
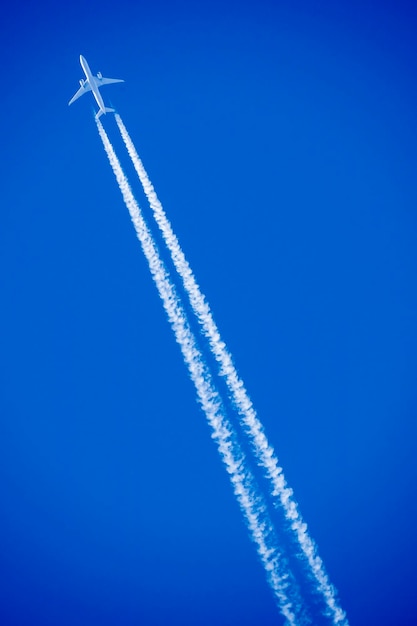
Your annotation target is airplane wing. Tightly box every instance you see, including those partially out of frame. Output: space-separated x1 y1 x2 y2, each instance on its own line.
68 82 91 106
94 76 124 87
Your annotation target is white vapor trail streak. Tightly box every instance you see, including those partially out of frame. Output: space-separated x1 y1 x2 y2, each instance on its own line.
115 114 348 626
96 118 307 626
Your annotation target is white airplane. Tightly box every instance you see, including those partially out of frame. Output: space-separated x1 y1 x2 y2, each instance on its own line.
68 55 124 119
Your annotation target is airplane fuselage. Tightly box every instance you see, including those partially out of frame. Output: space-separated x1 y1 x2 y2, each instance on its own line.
80 55 106 113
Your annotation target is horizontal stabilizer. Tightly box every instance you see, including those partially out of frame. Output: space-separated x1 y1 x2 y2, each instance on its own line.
95 107 115 120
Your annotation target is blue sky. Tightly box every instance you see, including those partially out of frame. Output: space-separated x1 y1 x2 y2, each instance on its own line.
1 1 417 624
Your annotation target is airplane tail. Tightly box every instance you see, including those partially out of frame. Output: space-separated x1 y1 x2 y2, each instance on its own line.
95 107 115 120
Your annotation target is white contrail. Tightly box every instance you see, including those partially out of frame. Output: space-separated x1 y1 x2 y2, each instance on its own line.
96 118 308 626
115 114 348 625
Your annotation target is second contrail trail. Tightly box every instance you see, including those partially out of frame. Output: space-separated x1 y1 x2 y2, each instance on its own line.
96 118 308 626
115 113 347 626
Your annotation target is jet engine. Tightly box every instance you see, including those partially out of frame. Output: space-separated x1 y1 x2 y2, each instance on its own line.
97 71 102 79
79 79 84 87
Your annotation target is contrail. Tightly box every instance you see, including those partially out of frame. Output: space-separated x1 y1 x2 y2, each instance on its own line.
96 118 308 626
115 114 348 625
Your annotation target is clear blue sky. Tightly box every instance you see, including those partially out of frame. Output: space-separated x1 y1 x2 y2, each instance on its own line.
1 1 417 624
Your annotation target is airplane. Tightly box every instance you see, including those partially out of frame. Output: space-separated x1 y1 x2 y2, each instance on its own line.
68 55 124 119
